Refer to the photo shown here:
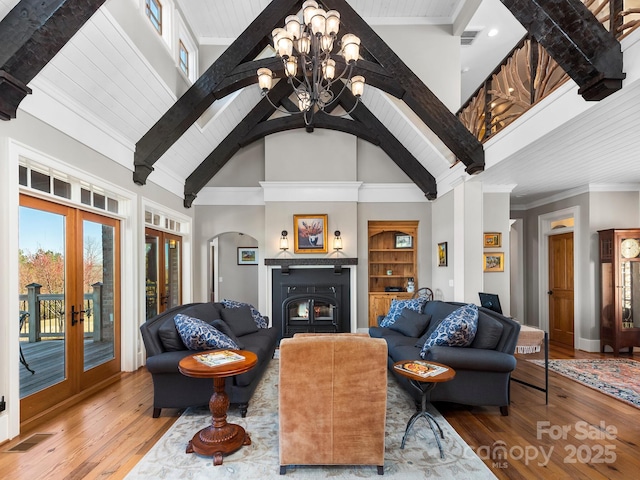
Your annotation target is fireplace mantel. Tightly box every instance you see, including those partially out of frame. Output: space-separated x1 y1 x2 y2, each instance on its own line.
264 257 357 274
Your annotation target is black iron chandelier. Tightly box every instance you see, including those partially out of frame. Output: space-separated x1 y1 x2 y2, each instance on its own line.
257 1 365 126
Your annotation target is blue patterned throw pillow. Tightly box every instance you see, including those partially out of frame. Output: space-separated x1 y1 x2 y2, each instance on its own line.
420 304 479 357
379 297 427 327
174 314 239 351
222 299 268 328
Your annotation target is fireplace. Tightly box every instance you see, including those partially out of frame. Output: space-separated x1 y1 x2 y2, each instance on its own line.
271 267 351 340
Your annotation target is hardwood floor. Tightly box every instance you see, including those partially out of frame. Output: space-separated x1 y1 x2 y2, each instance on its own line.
444 343 640 479
1 343 639 479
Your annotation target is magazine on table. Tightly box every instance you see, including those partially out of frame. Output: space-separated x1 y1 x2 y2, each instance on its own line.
194 350 245 367
394 360 448 378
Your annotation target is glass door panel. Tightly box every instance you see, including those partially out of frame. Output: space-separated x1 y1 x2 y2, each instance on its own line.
19 203 68 398
19 195 121 422
145 233 159 320
145 229 182 318
82 218 116 372
165 234 182 309
313 300 334 321
288 300 310 321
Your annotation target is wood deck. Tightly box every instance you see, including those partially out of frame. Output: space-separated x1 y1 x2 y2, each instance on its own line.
20 340 114 398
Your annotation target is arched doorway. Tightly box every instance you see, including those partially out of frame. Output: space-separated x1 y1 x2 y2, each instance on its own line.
210 232 259 305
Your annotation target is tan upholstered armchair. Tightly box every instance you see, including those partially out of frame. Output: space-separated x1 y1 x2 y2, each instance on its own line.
279 334 388 475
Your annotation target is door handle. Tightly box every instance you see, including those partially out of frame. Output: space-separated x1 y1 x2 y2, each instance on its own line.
547 290 553 295
71 305 86 326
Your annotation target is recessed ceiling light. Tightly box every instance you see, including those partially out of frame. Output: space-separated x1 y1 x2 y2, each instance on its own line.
488 28 499 37
461 67 470 73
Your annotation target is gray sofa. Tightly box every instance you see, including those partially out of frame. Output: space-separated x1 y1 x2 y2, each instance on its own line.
369 300 521 415
140 302 278 418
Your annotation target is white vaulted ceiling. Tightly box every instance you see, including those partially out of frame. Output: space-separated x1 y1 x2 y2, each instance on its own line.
8 0 640 208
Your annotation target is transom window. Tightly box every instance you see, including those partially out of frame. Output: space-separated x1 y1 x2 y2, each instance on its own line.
178 40 189 76
19 163 120 215
146 0 162 34
145 208 183 234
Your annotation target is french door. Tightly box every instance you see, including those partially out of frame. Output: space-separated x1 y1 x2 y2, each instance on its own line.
145 228 182 319
19 195 120 422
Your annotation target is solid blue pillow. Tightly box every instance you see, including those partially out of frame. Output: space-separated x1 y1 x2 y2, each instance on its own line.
174 314 239 351
222 299 268 328
379 298 426 327
420 304 479 358
388 309 432 338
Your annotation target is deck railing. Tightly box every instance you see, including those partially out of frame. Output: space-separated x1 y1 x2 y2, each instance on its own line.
19 282 105 342
457 0 640 141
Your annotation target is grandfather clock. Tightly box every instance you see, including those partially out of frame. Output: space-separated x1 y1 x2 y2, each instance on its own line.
598 229 640 355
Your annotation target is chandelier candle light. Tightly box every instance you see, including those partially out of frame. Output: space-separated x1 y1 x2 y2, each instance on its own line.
257 1 365 126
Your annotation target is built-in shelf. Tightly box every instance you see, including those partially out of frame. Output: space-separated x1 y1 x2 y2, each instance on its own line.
265 257 358 274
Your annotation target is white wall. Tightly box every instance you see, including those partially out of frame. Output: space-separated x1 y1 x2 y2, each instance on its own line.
482 192 511 315
431 191 455 300
192 205 266 308
373 24 461 111
265 129 357 181
217 232 260 306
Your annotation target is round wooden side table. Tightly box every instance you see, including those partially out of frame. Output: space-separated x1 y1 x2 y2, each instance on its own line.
178 349 258 466
393 360 455 459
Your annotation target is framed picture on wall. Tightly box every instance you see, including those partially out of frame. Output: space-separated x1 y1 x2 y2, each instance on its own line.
483 232 502 248
238 247 258 265
294 214 328 253
483 252 504 272
437 242 448 267
395 234 413 248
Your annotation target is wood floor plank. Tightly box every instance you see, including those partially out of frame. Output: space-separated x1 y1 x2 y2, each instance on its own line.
1 344 640 479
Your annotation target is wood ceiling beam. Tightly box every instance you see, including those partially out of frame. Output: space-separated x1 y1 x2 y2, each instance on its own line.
0 0 106 120
183 86 437 207
133 0 300 185
183 80 292 207
241 112 380 148
323 0 485 175
336 88 437 200
500 0 625 101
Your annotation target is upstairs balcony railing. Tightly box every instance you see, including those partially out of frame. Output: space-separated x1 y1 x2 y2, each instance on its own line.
457 0 640 142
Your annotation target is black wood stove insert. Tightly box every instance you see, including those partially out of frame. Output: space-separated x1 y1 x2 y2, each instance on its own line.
272 267 351 340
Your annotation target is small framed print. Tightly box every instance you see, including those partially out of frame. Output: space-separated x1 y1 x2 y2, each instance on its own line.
238 247 258 265
437 242 448 267
395 234 413 249
483 252 504 272
294 214 328 253
483 232 502 248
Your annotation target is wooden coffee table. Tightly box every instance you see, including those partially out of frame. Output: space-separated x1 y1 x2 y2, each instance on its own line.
178 349 258 465
393 360 455 459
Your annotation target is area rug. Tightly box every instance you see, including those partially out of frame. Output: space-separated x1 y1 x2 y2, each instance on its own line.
125 360 496 479
528 358 640 409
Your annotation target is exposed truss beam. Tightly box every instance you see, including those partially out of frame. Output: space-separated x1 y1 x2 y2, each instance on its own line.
183 80 292 207
133 0 300 185
323 0 485 174
501 0 625 101
139 0 484 195
0 0 106 120
337 89 437 200
183 81 436 207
